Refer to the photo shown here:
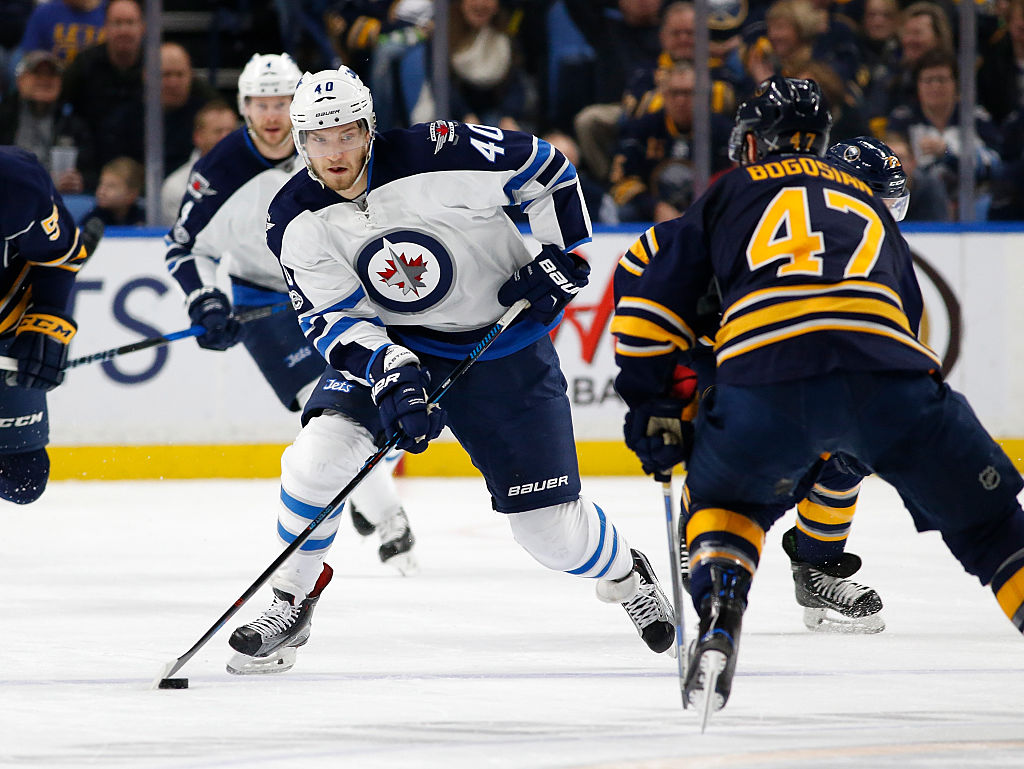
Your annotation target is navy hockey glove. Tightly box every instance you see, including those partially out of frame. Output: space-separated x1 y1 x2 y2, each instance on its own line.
370 345 445 454
623 366 699 479
187 287 243 351
5 306 77 391
497 244 590 324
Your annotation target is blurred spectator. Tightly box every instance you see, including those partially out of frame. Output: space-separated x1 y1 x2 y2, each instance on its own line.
608 63 733 222
15 0 105 67
82 155 144 226
0 50 93 194
542 129 617 223
806 0 866 87
161 42 219 174
858 0 901 119
976 0 1024 124
791 60 869 140
887 50 1002 218
745 0 819 82
884 130 951 220
870 1 952 132
58 0 144 191
445 0 529 130
0 0 34 97
160 99 239 226
987 109 1024 219
329 0 432 129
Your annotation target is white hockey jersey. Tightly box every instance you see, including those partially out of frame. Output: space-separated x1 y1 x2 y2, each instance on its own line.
164 127 305 297
267 121 592 384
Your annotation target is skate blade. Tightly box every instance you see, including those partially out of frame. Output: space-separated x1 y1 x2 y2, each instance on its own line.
688 650 727 733
803 607 885 634
383 551 420 577
226 647 297 676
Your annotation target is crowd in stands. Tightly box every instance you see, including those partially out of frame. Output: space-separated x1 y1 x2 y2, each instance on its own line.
1 0 1022 225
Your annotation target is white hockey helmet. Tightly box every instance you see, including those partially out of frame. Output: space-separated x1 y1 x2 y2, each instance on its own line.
236 52 303 116
290 66 376 184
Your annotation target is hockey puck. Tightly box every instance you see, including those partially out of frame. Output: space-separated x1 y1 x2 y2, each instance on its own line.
157 677 189 690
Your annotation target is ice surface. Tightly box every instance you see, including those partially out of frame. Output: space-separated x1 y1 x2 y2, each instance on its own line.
3 475 1023 768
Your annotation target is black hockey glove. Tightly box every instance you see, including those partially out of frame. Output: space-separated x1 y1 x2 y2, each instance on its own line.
5 306 77 391
497 244 590 324
369 345 445 454
187 287 243 351
623 366 699 479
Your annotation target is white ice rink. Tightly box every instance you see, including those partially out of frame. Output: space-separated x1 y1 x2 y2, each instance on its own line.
3 474 1023 768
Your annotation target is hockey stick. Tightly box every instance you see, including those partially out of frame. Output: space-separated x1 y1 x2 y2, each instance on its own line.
0 302 292 374
656 471 688 709
152 297 531 688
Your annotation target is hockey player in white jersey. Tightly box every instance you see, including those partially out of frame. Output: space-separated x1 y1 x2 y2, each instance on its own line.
164 53 417 576
225 65 676 675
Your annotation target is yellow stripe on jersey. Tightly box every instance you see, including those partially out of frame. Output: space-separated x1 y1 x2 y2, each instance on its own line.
686 507 766 555
995 565 1024 622
716 317 942 367
610 315 693 352
613 339 676 357
721 280 904 324
618 253 645 276
614 296 695 344
717 295 914 348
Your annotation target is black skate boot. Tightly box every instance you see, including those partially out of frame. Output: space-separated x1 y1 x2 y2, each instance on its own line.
349 502 376 536
597 549 675 655
781 527 884 634
683 564 749 731
226 563 333 675
376 509 419 576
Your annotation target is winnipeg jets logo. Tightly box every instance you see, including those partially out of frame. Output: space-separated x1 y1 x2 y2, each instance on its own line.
186 171 216 200
356 230 455 313
378 242 429 296
428 121 459 154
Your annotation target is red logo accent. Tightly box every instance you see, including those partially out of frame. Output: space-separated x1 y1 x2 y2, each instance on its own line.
550 251 620 363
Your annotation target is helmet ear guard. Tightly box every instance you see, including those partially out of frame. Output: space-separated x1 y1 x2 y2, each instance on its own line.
728 75 833 163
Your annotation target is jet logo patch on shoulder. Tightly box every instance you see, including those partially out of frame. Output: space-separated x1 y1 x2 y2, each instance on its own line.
187 171 216 200
429 121 460 154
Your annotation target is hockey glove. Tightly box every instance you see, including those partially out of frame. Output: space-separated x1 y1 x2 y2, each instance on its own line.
369 345 445 454
5 306 77 391
623 366 699 479
497 244 590 324
187 287 243 351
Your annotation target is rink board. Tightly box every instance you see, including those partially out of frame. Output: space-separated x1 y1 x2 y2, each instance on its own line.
45 225 1024 479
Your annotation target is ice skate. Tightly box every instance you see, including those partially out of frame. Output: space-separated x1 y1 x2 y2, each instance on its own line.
683 564 748 731
597 549 675 656
782 528 885 634
226 563 333 675
349 502 377 536
376 509 419 576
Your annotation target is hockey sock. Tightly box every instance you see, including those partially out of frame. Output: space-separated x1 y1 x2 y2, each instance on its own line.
686 507 763 611
793 480 861 564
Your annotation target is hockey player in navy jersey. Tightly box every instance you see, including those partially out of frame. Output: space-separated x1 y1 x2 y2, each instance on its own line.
611 76 1024 725
225 65 676 675
0 147 93 503
663 137 914 635
164 53 418 576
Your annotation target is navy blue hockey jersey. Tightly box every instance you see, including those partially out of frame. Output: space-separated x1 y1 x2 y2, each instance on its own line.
612 153 939 403
0 146 87 335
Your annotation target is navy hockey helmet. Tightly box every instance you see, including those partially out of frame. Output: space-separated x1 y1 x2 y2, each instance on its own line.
728 75 832 163
826 136 910 221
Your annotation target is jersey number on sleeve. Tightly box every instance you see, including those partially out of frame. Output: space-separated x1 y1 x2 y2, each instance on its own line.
467 124 505 163
746 186 885 279
41 204 61 242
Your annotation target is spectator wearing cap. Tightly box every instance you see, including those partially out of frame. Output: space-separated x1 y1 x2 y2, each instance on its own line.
58 0 144 191
0 49 93 194
15 0 105 68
